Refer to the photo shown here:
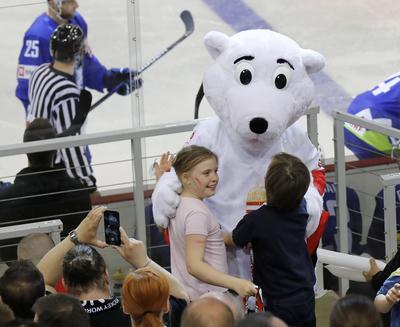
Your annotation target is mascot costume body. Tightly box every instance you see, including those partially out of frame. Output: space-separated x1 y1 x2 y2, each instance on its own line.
153 29 327 279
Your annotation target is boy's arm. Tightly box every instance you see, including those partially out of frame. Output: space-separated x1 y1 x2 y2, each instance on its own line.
185 234 256 298
375 282 400 313
231 215 254 248
375 294 395 313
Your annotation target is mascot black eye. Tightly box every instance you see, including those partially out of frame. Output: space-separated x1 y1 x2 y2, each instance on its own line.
240 70 252 85
272 66 292 90
235 62 254 86
275 74 287 89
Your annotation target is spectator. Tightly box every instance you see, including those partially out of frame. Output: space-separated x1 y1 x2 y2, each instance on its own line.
235 312 288 327
181 297 234 327
2 320 39 327
0 261 45 320
331 295 382 327
121 268 169 327
33 293 90 327
199 292 244 321
166 145 256 300
17 233 55 265
226 153 316 327
0 182 11 192
364 253 400 294
60 243 130 326
27 24 96 187
16 0 141 112
37 207 188 327
0 118 91 262
374 267 400 327
0 303 15 326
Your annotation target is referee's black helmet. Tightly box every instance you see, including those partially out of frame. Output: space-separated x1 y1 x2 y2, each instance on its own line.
50 24 84 62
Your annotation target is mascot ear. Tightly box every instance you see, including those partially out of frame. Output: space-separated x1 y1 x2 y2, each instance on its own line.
204 31 230 60
300 49 325 74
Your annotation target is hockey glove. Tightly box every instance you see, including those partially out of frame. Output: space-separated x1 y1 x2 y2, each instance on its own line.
104 68 143 95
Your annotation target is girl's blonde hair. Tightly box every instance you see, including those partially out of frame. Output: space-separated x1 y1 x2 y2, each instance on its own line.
172 145 218 179
122 267 169 327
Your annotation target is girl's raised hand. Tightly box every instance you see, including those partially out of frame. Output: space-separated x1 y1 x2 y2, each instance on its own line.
154 152 174 180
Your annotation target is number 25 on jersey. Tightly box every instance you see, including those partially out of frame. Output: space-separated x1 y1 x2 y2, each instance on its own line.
24 40 39 58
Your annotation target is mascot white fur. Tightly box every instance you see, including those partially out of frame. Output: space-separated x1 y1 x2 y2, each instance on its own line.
152 29 326 279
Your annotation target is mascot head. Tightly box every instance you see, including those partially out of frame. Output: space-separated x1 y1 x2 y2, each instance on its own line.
203 29 325 155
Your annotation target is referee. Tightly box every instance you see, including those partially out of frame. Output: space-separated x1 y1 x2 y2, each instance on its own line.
27 24 96 189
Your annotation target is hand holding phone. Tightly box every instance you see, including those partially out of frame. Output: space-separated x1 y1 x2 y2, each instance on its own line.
104 210 121 246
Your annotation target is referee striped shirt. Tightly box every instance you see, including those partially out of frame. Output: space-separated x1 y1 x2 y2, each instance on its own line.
27 63 96 187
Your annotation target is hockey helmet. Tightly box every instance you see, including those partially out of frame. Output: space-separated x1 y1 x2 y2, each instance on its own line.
50 24 84 62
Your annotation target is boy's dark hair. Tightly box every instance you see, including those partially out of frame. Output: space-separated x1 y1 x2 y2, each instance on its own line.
62 245 107 296
33 293 90 327
0 260 45 319
173 145 218 179
23 118 56 166
330 294 382 327
265 152 310 211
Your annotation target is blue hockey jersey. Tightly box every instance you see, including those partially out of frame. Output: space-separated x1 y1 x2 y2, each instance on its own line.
322 182 363 254
16 12 107 110
344 72 400 159
367 185 400 259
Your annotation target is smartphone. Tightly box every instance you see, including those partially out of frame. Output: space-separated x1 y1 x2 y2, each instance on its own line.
104 210 121 246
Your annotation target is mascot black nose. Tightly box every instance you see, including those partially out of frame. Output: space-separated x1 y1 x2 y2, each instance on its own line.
249 118 268 134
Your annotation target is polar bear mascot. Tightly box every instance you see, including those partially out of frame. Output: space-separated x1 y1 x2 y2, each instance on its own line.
152 29 327 279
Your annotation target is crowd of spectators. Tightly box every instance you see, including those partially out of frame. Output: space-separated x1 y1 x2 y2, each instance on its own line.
0 121 395 327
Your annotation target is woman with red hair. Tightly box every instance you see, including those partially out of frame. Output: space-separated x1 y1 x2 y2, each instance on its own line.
122 267 170 327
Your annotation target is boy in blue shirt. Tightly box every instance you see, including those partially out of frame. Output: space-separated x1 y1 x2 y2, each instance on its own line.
226 152 315 327
375 268 400 327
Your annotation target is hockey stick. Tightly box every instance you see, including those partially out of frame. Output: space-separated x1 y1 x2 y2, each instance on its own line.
90 10 194 111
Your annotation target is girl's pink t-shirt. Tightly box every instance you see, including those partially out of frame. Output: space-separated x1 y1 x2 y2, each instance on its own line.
169 196 228 300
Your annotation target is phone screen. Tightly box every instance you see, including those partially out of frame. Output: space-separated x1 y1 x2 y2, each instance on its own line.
104 210 121 246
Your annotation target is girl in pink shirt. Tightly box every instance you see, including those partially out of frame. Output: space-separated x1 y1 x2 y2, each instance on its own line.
167 145 256 301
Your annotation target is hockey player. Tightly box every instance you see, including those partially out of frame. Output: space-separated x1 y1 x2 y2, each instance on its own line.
344 73 400 259
322 181 363 254
16 0 140 112
27 24 96 188
344 72 400 160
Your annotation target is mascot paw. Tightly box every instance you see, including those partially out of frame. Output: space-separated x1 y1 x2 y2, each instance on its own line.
152 171 182 228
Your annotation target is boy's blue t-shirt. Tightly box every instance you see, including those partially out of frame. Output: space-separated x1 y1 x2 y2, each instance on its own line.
377 268 400 327
232 199 315 302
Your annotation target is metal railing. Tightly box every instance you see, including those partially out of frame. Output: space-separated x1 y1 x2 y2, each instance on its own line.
0 108 320 249
0 119 199 246
333 111 400 293
0 219 63 244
